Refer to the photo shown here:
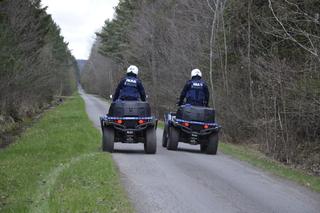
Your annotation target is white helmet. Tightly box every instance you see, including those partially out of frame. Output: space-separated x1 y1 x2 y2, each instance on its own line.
191 69 202 77
127 65 139 75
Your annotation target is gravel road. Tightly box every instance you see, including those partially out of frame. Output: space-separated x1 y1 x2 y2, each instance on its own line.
80 90 320 213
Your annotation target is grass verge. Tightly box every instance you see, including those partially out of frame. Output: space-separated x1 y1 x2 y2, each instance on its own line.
157 120 164 129
0 95 133 212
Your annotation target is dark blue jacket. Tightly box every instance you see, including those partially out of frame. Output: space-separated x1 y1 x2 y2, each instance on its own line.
113 73 146 102
179 76 209 107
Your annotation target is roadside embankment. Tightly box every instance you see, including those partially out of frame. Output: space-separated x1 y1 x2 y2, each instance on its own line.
0 98 64 149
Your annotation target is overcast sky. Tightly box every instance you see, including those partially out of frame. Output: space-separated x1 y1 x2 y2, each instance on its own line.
42 0 119 59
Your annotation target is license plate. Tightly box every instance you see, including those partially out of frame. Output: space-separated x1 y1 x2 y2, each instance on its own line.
127 131 134 135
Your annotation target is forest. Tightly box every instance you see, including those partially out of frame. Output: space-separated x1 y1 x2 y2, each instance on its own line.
81 0 320 173
0 0 78 145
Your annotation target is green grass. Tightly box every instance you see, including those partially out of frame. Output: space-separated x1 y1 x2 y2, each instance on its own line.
157 120 164 129
0 95 133 213
219 143 320 192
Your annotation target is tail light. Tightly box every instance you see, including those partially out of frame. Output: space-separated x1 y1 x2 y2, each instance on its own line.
138 120 145 124
183 122 190 127
204 125 209 129
116 120 123 124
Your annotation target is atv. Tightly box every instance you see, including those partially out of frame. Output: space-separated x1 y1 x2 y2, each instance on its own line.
100 101 157 154
162 104 221 154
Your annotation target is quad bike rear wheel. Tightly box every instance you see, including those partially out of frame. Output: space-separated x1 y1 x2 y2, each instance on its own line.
200 144 208 152
206 133 218 155
102 127 115 152
162 127 168 147
145 128 157 154
167 127 179 150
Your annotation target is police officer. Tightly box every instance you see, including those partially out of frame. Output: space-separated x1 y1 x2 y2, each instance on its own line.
178 69 209 107
113 65 146 102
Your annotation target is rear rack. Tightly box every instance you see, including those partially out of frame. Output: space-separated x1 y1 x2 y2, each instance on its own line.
100 115 155 121
174 118 218 126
